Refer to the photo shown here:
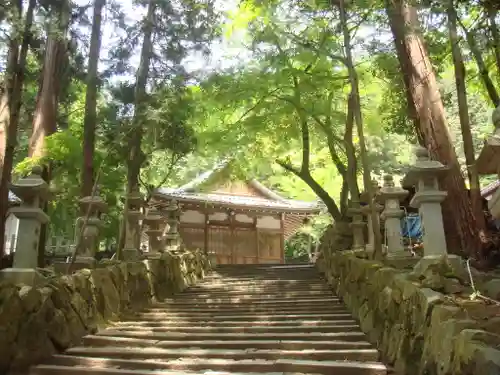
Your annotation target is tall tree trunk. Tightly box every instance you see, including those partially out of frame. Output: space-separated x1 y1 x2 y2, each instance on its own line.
117 0 155 257
447 0 486 241
126 0 155 193
0 0 35 257
81 0 105 199
459 20 500 107
339 0 383 259
344 94 360 203
486 6 500 78
29 0 70 266
385 0 483 261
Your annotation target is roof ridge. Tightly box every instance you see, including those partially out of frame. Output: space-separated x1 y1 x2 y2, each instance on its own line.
153 188 320 213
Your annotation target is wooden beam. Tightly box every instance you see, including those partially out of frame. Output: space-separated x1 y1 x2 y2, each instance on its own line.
154 199 320 216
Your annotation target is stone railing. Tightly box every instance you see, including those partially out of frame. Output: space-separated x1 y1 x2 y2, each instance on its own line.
0 249 211 374
315 145 500 374
317 250 500 375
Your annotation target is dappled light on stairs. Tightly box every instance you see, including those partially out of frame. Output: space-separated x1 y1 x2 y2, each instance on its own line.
29 264 388 375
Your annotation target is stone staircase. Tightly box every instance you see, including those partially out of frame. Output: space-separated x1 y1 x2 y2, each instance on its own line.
29 264 388 375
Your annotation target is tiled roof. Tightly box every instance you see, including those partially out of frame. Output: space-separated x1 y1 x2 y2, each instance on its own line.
155 187 320 213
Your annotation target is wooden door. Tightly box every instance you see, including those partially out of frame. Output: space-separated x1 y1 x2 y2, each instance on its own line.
257 231 283 263
208 225 232 264
233 227 258 264
179 227 205 251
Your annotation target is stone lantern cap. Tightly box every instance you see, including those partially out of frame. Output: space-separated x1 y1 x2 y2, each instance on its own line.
378 174 408 203
121 188 144 206
359 179 379 204
487 105 500 146
144 207 163 222
402 146 448 186
79 195 108 213
347 205 363 217
165 199 179 212
10 165 49 202
476 104 500 175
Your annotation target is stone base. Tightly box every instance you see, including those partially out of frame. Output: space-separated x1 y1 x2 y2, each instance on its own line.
208 253 218 267
413 254 465 276
144 252 162 260
0 268 47 286
74 256 96 268
384 252 419 269
122 248 140 261
385 251 415 259
347 248 370 259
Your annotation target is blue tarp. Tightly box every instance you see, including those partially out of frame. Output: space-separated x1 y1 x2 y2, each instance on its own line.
401 215 422 239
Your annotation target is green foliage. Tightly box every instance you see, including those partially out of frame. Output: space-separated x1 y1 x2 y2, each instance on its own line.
4 0 500 251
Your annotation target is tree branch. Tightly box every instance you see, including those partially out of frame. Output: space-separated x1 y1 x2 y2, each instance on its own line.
275 158 342 220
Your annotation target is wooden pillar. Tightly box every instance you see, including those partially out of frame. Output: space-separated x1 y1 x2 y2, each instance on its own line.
280 213 285 264
229 211 235 264
204 212 209 255
254 216 259 264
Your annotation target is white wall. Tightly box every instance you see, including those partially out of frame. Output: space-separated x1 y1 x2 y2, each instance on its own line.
235 213 253 223
181 210 205 224
178 209 282 230
208 212 228 221
257 216 281 229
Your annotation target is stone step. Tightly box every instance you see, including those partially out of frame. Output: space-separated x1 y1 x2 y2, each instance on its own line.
96 329 367 342
185 282 330 289
31 367 288 375
188 281 328 288
119 312 354 322
31 366 297 375
154 297 340 306
202 275 321 281
107 324 361 334
112 319 357 328
141 306 350 314
176 289 333 296
34 355 387 375
82 336 375 350
167 291 334 299
26 264 386 375
65 346 380 362
214 265 315 271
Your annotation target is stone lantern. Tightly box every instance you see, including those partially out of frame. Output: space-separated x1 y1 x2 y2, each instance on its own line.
0 166 49 285
75 192 107 268
360 179 383 253
122 188 144 260
347 200 365 250
164 200 181 252
476 105 500 218
378 174 409 258
143 207 165 259
403 146 461 269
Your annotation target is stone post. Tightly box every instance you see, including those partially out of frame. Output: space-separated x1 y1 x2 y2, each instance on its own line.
347 200 365 250
0 166 49 285
403 146 462 270
378 174 409 258
164 200 181 252
122 188 144 260
74 193 108 268
144 207 165 259
360 179 382 253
